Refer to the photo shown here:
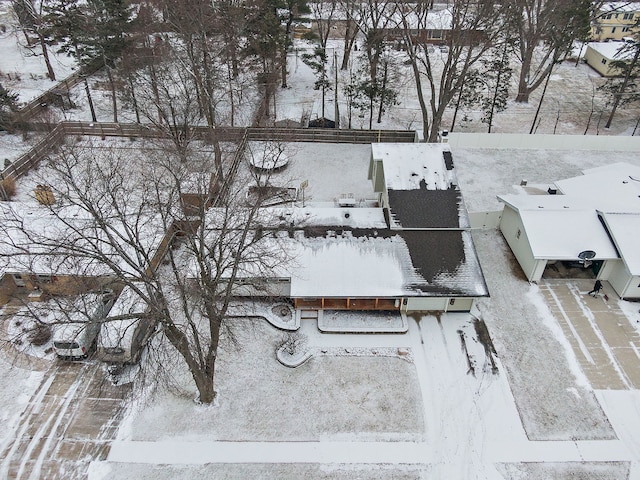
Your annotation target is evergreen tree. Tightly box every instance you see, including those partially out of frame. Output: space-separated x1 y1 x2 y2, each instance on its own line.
0 83 19 130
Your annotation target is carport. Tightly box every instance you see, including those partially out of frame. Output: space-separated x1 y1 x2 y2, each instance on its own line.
498 195 619 283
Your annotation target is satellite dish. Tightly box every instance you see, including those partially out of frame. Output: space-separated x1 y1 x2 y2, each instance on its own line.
578 250 596 269
578 250 596 261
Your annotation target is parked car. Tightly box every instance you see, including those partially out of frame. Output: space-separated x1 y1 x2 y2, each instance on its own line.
52 290 115 359
97 285 156 366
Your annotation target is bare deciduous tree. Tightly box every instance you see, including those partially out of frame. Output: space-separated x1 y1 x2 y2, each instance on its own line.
400 0 508 141
1 136 295 404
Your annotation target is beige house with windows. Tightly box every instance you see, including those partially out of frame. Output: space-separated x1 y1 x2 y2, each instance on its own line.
591 2 639 41
584 41 634 76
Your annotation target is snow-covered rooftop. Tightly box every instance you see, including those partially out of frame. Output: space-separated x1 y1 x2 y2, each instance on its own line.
290 229 488 297
0 201 166 277
370 143 469 229
499 163 640 262
600 2 640 13
599 212 640 275
500 195 619 260
555 162 640 209
371 143 455 191
587 42 635 60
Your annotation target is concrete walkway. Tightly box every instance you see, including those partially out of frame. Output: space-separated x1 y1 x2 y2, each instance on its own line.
539 279 640 390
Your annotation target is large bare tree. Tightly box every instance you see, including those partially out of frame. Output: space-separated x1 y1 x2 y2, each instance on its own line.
0 136 294 404
399 0 507 141
511 0 592 103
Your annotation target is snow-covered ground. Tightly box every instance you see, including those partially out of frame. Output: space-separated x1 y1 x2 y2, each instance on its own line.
4 133 640 478
0 2 76 105
3 5 640 478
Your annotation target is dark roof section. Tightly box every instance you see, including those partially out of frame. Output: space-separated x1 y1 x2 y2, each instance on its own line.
443 150 453 171
399 230 486 296
387 183 466 229
299 226 488 297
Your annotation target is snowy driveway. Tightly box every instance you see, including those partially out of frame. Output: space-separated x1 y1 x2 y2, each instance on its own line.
540 279 640 390
0 361 130 480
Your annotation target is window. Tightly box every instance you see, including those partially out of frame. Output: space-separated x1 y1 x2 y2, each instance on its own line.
623 27 631 32
624 13 634 20
429 29 443 39
602 58 607 64
612 27 617 33
516 229 521 239
604 13 612 19
36 274 52 283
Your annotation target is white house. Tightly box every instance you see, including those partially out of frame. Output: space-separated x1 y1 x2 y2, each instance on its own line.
498 163 640 299
194 143 489 314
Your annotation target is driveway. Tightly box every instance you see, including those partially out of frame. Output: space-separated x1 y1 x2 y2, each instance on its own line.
539 279 640 390
0 360 130 479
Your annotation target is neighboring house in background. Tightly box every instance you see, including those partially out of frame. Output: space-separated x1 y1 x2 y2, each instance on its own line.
591 2 639 41
497 163 640 300
0 202 169 304
584 41 635 76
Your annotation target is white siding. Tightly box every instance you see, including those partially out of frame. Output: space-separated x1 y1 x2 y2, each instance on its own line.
445 297 474 312
499 206 539 281
403 297 449 312
622 275 640 299
469 211 502 229
597 259 616 280
608 260 632 297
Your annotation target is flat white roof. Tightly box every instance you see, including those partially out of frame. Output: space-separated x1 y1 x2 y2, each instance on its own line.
520 209 618 260
555 162 640 209
587 42 635 60
600 212 640 275
371 143 455 191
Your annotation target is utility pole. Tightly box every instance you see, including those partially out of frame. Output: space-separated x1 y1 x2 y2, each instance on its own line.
334 50 339 128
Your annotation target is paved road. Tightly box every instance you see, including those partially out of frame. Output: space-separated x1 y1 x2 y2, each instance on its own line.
0 360 130 479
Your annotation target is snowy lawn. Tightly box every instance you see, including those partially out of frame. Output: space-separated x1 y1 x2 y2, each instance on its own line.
0 3 76 105
121 318 424 443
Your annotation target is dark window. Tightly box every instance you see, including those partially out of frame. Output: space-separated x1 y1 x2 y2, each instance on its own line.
602 58 607 64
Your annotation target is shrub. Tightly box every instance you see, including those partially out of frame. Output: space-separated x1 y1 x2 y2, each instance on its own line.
28 324 52 346
1 176 16 198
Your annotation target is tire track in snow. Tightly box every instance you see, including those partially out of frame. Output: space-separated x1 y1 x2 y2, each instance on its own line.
0 362 95 479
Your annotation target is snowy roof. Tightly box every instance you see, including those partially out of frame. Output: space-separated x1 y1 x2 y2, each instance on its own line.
101 286 149 348
587 42 635 60
555 162 640 209
289 229 488 298
0 201 165 277
205 207 388 230
370 143 469 229
600 2 640 13
599 212 640 275
500 195 619 260
197 204 487 298
498 163 640 261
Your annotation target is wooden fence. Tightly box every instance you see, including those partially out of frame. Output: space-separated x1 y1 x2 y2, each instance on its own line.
11 60 103 125
2 121 417 181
